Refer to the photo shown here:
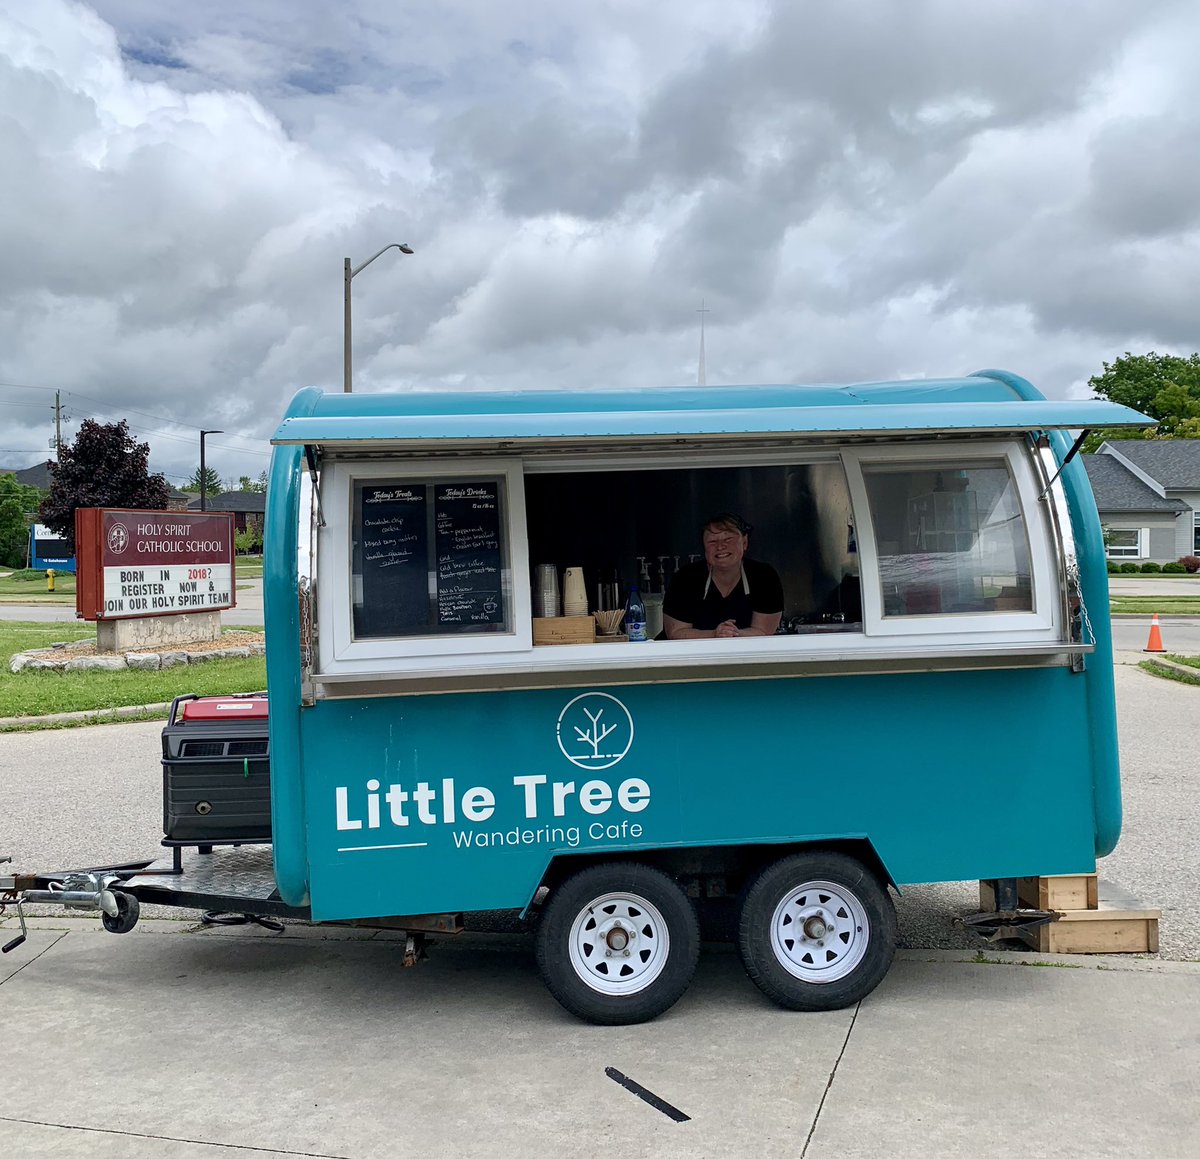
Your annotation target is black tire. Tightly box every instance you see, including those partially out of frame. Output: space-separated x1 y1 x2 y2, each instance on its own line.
101 891 140 935
535 862 700 1025
737 851 896 1012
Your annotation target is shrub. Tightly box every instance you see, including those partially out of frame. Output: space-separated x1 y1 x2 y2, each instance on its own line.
234 526 262 555
1106 560 1121 574
1119 562 1139 573
1179 556 1200 574
1140 561 1162 573
1163 562 1186 573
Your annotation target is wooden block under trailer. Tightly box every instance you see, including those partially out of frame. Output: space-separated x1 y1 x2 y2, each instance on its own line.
1016 905 1160 955
978 873 1098 914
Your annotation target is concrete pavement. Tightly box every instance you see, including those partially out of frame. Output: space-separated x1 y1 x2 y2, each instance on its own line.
1 659 1199 1157
1 919 1197 1159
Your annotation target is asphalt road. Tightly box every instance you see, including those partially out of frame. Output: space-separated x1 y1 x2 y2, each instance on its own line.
0 578 265 626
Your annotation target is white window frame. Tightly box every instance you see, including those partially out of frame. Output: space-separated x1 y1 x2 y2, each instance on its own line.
1105 527 1147 560
311 439 1073 689
317 458 531 670
842 441 1058 639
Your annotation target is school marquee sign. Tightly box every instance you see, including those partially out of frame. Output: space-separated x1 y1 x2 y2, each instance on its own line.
76 508 236 621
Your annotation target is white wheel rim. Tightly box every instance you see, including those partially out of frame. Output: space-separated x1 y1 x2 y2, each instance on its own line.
770 879 870 984
568 891 671 996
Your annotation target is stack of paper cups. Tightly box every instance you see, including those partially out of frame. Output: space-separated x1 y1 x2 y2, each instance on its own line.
562 567 588 616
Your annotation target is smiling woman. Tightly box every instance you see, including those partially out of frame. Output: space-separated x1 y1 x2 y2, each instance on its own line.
662 513 784 640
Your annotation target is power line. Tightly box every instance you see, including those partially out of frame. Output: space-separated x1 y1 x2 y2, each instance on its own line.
0 384 269 450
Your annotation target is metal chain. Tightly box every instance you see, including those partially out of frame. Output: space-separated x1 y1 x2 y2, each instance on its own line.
1066 555 1095 646
298 575 313 670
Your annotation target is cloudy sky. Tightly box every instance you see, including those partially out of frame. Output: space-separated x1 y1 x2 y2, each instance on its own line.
2 0 1198 486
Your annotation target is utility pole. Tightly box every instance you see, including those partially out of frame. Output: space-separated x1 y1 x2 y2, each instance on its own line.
54 390 63 459
199 430 223 512
697 301 709 386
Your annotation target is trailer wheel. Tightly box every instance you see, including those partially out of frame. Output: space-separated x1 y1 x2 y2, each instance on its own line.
101 891 140 935
737 852 896 1011
536 863 699 1025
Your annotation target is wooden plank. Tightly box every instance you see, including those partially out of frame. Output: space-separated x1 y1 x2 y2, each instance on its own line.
1019 873 1098 912
1018 906 1160 954
979 872 1098 913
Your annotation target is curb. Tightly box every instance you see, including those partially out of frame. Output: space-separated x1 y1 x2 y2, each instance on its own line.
0 701 173 729
1139 656 1200 680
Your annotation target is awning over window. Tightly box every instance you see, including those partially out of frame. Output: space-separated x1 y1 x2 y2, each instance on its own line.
271 372 1153 450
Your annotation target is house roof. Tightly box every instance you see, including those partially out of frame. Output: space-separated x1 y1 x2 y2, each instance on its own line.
187 491 266 513
1098 439 1200 490
10 460 55 489
1082 455 1188 513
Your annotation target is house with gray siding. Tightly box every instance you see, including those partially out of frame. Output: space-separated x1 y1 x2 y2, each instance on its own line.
1084 440 1200 563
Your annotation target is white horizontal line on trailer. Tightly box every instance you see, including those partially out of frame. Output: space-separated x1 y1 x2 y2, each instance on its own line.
337 842 429 852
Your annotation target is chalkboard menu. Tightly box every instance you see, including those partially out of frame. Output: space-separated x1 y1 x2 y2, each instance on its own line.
354 483 430 637
352 477 508 639
435 483 504 627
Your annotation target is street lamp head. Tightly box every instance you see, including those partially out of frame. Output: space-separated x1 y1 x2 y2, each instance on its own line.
399 244 414 254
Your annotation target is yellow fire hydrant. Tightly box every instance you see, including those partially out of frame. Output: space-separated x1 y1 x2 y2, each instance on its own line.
46 568 55 592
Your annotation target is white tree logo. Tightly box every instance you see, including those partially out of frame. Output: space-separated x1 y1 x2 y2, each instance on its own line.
556 692 634 771
107 523 129 554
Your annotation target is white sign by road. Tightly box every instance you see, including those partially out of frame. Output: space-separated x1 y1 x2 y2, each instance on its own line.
101 563 233 617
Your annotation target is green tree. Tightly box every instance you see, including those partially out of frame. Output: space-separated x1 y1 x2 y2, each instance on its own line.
181 466 223 495
235 471 268 493
1085 351 1200 450
0 474 42 568
39 419 171 551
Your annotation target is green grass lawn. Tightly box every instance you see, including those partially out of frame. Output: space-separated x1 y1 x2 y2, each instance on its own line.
0 569 77 604
236 554 264 577
0 621 265 725
1109 596 1200 615
1162 653 1200 669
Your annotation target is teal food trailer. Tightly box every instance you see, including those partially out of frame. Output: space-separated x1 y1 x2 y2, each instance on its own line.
258 370 1146 1023
3 370 1151 1024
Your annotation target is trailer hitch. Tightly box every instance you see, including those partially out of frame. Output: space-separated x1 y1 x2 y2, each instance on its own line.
1 855 30 953
9 870 142 938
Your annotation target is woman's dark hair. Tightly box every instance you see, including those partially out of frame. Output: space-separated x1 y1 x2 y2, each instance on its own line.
703 512 753 537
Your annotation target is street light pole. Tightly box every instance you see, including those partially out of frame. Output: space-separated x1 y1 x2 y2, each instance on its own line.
199 430 223 512
343 243 414 393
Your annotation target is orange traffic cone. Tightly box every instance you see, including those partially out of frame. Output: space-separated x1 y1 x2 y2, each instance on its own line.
1144 613 1166 653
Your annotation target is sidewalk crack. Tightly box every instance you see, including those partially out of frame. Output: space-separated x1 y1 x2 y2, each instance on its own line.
0 930 68 987
800 1002 860 1159
0 1116 350 1158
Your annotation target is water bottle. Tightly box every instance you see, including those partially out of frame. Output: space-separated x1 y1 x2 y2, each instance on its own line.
625 584 647 642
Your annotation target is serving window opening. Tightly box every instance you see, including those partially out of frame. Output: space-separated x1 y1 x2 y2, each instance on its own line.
522 460 862 638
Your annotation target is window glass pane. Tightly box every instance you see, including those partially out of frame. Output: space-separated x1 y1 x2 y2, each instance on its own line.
1193 513 1199 554
351 477 512 639
1106 529 1140 558
864 463 1033 616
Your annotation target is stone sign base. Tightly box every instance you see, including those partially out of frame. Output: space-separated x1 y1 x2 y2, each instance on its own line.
97 611 222 653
